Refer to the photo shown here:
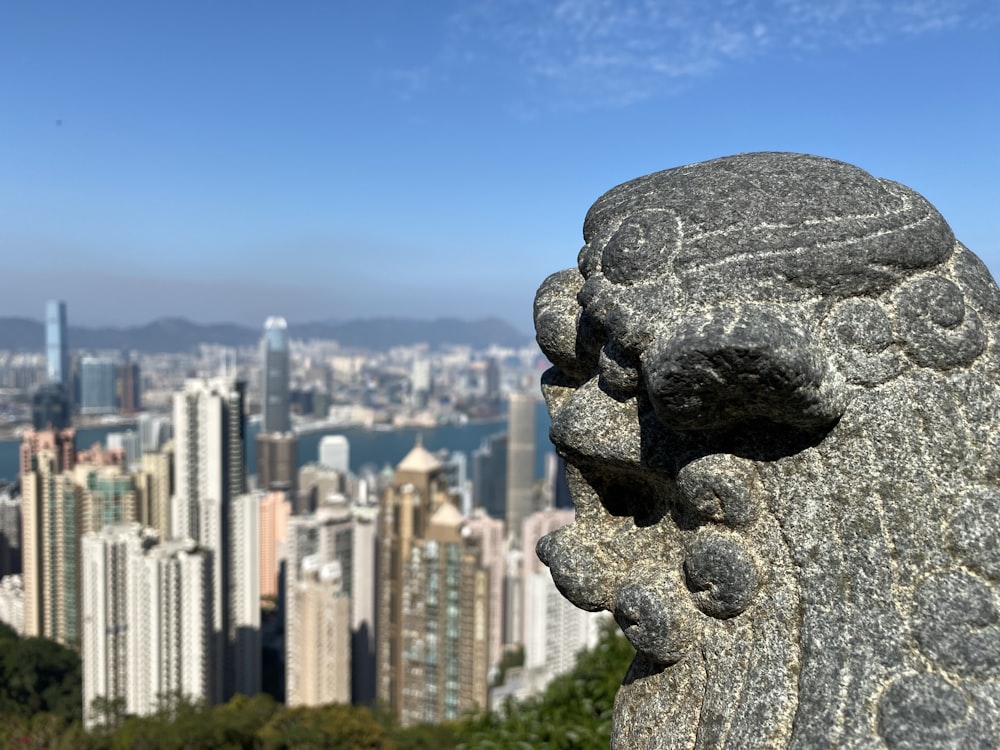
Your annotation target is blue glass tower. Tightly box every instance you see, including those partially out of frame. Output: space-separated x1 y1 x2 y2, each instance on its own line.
260 317 290 434
45 300 69 390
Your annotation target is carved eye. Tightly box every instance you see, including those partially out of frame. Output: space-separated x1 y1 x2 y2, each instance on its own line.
894 276 985 370
601 210 680 285
822 298 905 386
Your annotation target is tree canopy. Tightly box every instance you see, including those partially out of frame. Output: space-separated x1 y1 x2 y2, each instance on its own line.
0 621 634 749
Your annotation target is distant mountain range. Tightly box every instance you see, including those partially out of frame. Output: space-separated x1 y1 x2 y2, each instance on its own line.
0 316 533 353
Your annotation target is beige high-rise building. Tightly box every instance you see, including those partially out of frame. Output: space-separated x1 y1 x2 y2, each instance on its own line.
74 463 141 535
20 428 79 642
22 429 149 647
287 558 350 706
137 446 173 540
464 510 506 672
377 439 490 726
297 462 344 515
505 393 536 540
259 491 290 600
285 501 353 700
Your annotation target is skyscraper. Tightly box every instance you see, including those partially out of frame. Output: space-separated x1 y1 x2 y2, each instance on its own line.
82 523 213 727
0 489 22 578
473 432 507 519
259 491 290 601
256 432 297 494
20 428 77 641
80 357 118 415
130 537 212 718
285 500 354 699
230 491 262 697
260 317 290 434
464 511 506 672
45 300 69 392
42 300 72 424
318 435 350 474
137 448 173 540
287 558 351 707
81 522 147 728
172 377 256 702
505 393 536 539
32 384 71 430
377 439 490 725
117 362 142 414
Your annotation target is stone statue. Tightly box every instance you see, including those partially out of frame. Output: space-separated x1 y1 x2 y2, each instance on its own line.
533 152 1000 748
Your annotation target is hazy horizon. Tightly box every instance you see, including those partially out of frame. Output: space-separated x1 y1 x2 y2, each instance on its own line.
3 2 998 335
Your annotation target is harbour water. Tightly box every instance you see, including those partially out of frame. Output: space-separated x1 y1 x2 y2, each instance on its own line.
0 400 554 484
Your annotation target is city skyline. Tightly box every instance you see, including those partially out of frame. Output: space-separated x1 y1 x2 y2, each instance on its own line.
2 2 997 335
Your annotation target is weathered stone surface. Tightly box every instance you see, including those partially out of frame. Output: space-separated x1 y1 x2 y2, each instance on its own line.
534 152 1000 748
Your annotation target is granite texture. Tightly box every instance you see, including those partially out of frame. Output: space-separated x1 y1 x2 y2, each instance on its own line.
533 152 1000 748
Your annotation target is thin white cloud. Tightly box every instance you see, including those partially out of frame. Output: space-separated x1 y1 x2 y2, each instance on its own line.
393 0 997 113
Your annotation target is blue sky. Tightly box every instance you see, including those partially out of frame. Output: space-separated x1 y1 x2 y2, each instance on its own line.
2 1 997 335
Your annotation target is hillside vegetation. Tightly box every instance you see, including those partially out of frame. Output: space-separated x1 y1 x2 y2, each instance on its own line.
0 621 634 749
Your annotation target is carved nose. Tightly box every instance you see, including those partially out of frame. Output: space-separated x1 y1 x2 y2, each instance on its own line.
548 377 642 469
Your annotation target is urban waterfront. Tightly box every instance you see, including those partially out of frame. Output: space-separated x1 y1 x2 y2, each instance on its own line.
0 399 554 483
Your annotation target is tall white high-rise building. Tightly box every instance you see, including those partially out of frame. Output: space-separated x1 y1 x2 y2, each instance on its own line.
81 524 213 729
230 491 261 696
260 317 290 434
137 412 170 454
0 574 24 633
0 489 21 578
81 522 146 728
129 537 212 718
172 377 256 702
410 357 431 409
350 504 378 705
521 509 605 685
318 435 350 474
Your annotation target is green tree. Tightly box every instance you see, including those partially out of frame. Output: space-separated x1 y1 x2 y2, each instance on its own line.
257 703 394 750
458 622 634 750
0 623 82 726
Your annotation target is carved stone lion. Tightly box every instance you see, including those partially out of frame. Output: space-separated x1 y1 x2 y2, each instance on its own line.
534 152 1000 748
